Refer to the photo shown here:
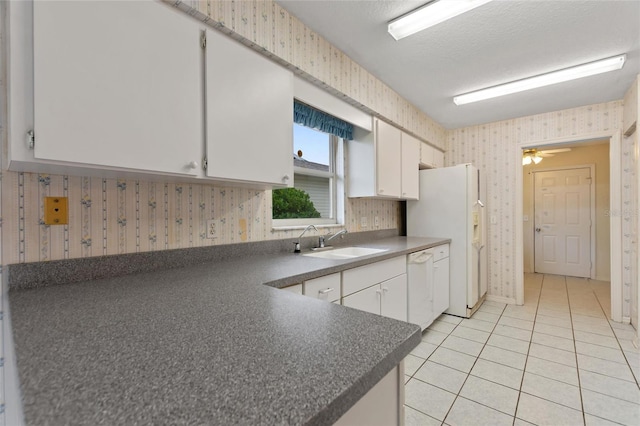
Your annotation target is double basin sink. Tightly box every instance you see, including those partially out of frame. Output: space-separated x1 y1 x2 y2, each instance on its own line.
302 246 388 260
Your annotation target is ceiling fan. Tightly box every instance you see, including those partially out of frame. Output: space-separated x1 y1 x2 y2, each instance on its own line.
522 148 571 165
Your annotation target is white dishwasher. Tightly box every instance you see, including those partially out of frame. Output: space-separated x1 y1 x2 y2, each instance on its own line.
407 250 434 331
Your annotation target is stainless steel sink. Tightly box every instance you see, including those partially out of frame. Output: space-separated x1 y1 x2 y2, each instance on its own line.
302 247 388 259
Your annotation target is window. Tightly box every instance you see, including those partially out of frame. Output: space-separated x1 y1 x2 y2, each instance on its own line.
273 123 343 226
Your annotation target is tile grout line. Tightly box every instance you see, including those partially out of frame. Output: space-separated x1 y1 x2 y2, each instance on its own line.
436 305 510 425
589 277 640 388
565 275 588 426
512 273 543 426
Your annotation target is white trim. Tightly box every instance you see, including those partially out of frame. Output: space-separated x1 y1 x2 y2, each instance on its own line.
529 164 596 279
486 294 516 305
516 131 622 320
293 166 333 179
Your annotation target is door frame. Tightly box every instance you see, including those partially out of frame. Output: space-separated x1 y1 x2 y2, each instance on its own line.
530 164 596 279
515 130 623 322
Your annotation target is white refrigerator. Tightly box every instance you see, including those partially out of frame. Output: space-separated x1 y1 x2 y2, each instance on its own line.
407 164 488 318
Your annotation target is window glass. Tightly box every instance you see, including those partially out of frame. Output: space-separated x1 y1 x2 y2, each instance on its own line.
273 124 338 223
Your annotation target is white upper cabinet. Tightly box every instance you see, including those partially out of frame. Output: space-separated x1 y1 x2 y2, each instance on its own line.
375 120 403 197
17 1 203 176
401 133 420 200
348 118 422 200
433 149 445 168
205 29 294 187
420 142 445 169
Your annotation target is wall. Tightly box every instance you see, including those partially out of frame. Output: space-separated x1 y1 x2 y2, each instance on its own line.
623 75 639 331
522 143 610 280
0 0 451 265
447 100 625 302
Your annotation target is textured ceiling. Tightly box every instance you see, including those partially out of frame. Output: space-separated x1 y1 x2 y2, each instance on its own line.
276 0 640 129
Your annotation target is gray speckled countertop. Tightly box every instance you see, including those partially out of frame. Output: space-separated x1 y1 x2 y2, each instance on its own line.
9 236 449 425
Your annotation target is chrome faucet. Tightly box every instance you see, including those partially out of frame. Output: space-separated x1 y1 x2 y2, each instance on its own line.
327 229 348 242
293 224 317 253
318 229 348 248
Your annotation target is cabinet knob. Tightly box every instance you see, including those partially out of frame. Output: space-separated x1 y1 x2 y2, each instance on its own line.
187 161 198 169
318 288 334 295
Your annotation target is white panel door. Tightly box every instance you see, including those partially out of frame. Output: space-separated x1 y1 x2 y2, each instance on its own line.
380 274 408 322
534 168 592 277
33 1 203 175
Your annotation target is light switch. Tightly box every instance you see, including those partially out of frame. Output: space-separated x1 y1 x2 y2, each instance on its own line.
490 215 497 225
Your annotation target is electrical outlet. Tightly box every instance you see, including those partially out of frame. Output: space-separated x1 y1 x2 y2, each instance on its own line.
523 215 529 222
44 197 68 225
360 216 368 228
206 219 216 239
374 216 380 227
491 216 497 225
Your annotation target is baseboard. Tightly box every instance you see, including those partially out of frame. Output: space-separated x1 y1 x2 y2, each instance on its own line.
486 294 517 305
594 275 609 282
622 316 631 324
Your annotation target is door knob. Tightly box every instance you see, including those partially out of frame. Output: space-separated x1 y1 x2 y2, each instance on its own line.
535 228 541 232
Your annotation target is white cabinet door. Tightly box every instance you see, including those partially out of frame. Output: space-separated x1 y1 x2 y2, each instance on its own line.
205 29 293 187
282 284 303 295
433 149 445 168
32 1 203 176
375 120 402 197
401 133 420 200
433 257 450 316
342 256 406 297
420 143 434 168
342 285 381 316
380 274 408 322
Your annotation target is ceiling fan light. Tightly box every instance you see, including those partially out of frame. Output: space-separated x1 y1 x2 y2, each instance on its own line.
532 155 543 164
522 155 532 166
388 0 493 41
454 54 626 105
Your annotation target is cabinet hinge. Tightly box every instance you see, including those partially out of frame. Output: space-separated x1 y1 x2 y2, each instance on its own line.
27 130 35 149
200 31 206 49
202 156 208 171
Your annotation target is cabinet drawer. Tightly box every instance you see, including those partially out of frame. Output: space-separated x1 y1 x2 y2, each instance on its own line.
427 244 449 261
282 283 303 295
342 256 406 296
304 273 341 303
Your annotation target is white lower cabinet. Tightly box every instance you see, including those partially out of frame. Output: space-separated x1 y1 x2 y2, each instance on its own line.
379 274 408 321
304 273 341 303
341 256 407 321
334 362 404 426
281 284 303 295
341 273 407 322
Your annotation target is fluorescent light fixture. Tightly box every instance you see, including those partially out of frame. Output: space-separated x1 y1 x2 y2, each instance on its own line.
388 0 493 41
454 54 627 105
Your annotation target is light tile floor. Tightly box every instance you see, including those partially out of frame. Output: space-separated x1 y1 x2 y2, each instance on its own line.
404 273 640 425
